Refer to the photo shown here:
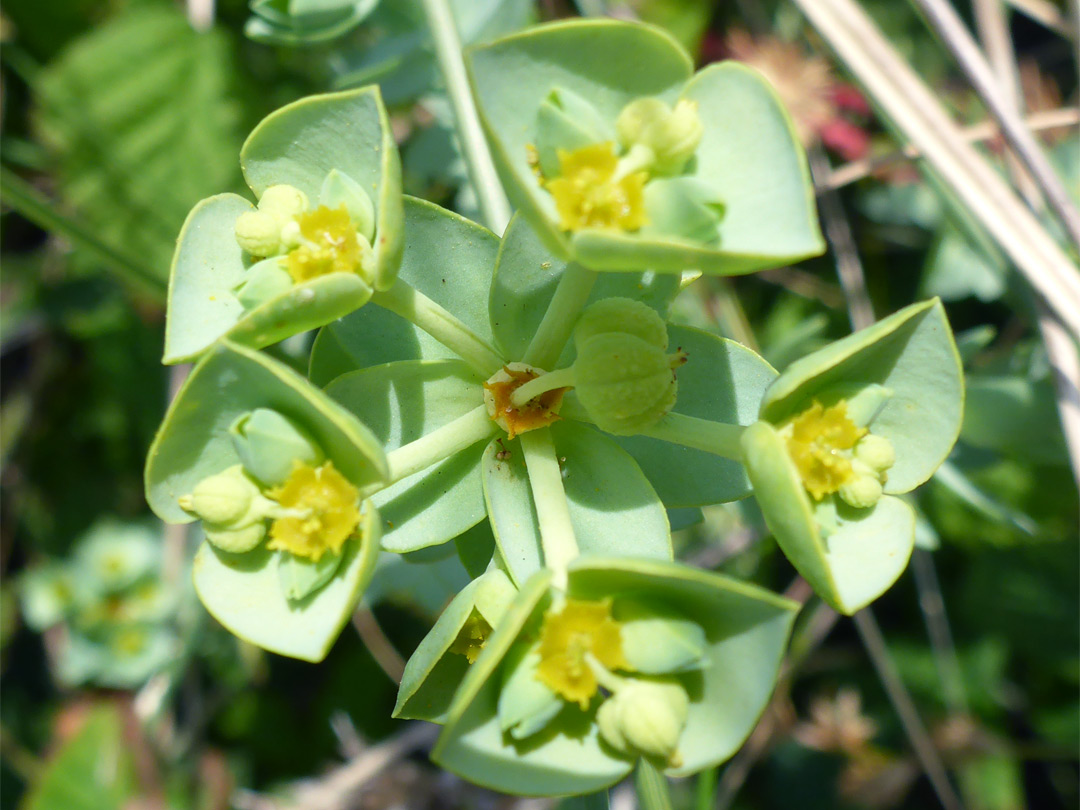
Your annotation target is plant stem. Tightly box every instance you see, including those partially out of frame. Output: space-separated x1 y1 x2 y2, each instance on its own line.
1 166 166 298
634 758 674 810
369 405 496 493
421 0 512 235
372 278 505 377
637 412 746 460
523 263 598 369
853 609 965 810
510 367 577 406
519 428 579 586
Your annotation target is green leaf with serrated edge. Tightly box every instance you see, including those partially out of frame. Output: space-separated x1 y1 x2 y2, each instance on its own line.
613 325 777 507
482 422 672 587
240 86 403 290
325 359 492 552
467 20 691 264
759 299 964 494
310 196 501 386
279 548 343 601
488 213 680 363
146 341 387 525
394 568 515 723
433 559 797 793
193 506 380 661
740 421 915 614
467 23 823 273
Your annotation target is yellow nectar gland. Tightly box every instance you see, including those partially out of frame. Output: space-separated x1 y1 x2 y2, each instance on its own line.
283 205 362 283
483 366 566 439
266 461 361 562
545 143 647 232
783 400 866 500
536 598 628 709
449 610 493 664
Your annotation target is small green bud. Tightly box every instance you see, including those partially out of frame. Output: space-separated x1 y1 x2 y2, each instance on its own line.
319 170 375 241
229 409 323 487
838 472 884 510
235 210 283 257
257 184 309 220
178 465 263 526
855 434 896 473
616 98 703 175
597 678 689 766
575 333 679 436
204 522 266 554
574 297 668 351
235 259 294 309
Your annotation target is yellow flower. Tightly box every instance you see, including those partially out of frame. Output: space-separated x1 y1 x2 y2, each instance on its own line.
536 598 628 709
545 143 647 232
784 400 866 500
266 461 361 561
283 205 362 282
450 610 493 664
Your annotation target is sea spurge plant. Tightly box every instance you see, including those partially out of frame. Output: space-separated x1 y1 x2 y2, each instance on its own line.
145 14 966 800
467 20 825 273
163 86 403 365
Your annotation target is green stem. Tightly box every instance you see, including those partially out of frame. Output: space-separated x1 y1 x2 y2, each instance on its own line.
518 428 579 586
522 263 598 369
510 366 577 406
695 767 719 810
372 278 506 377
383 405 496 485
636 412 746 460
0 166 166 298
635 758 674 810
421 0 512 234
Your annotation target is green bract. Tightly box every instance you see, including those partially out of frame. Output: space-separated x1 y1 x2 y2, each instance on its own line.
146 340 387 660
163 86 403 364
741 299 964 614
245 0 378 45
466 20 824 274
431 557 798 795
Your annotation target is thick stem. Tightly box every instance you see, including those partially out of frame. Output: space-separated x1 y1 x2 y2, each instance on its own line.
518 428 579 586
510 367 577 407
372 278 505 377
634 758 674 810
381 405 496 487
523 263 598 370
637 412 746 460
420 0 512 235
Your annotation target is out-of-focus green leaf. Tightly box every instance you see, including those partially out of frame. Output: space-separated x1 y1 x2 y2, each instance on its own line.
23 705 136 810
35 6 243 280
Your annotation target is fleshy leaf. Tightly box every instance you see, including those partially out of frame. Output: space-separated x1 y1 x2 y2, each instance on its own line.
759 299 964 494
146 340 387 524
482 422 672 587
488 213 681 362
434 559 797 792
467 22 823 273
325 359 492 552
192 506 380 661
278 548 343 601
395 569 516 723
614 325 777 506
740 420 916 614
467 20 692 265
240 86 404 290
310 197 501 385
498 643 563 738
616 597 707 674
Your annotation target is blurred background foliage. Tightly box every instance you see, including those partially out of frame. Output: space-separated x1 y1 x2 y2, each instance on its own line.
0 0 1077 809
